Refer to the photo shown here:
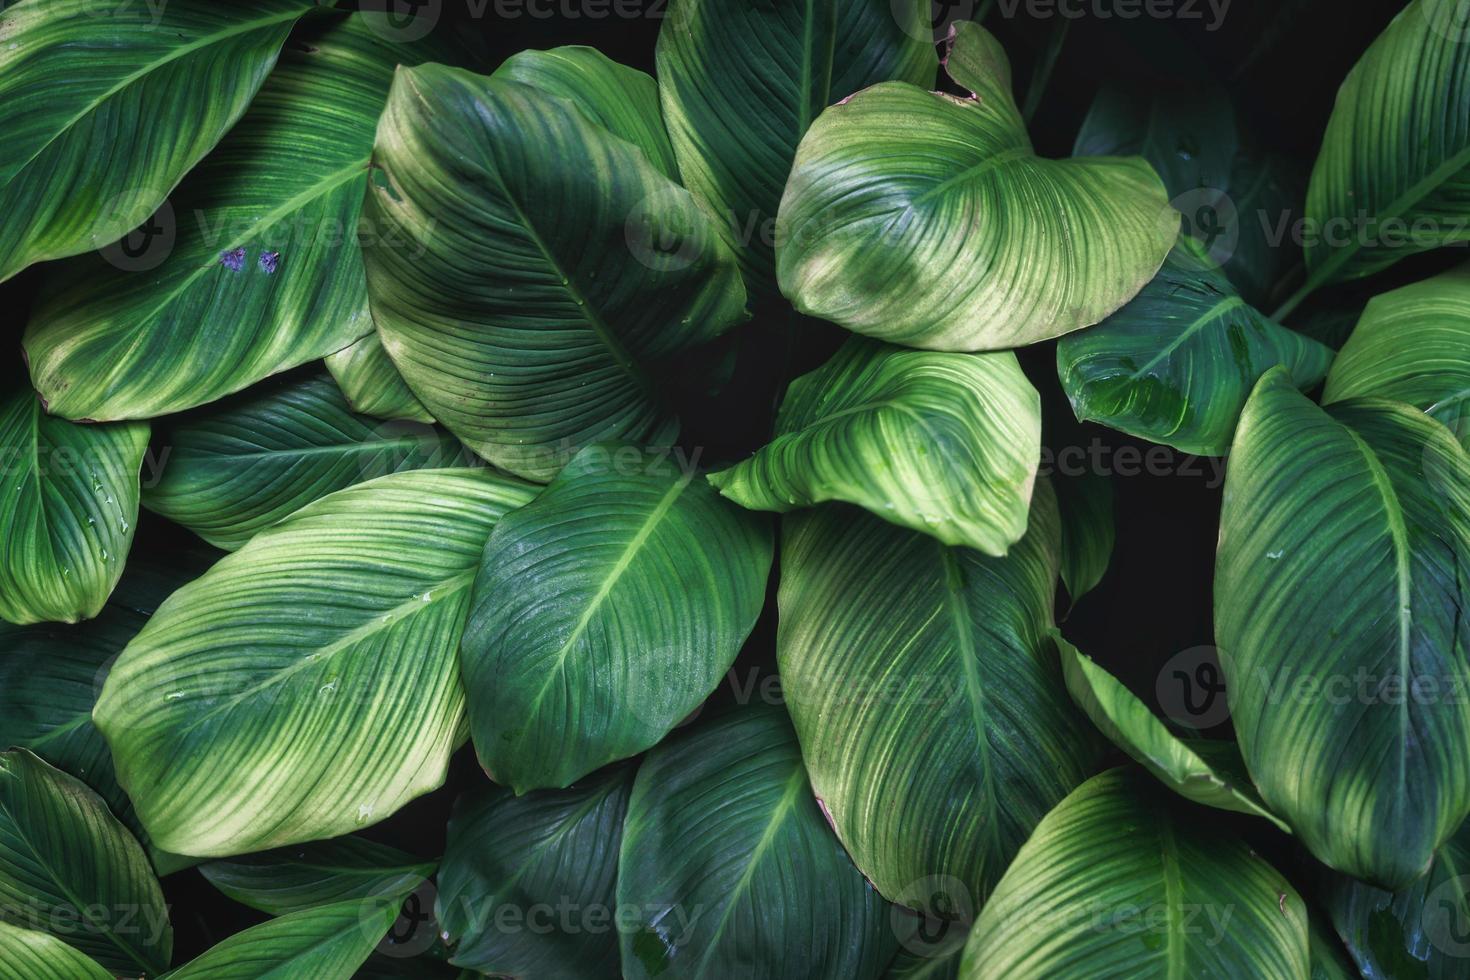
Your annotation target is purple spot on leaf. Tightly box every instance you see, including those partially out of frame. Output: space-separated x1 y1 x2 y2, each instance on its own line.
220 248 245 272
259 251 280 275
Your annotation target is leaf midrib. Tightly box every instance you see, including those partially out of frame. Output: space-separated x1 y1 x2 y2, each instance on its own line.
687 766 807 977
511 473 694 729
173 569 475 738
1128 295 1246 380
0 6 307 194
1341 425 1414 819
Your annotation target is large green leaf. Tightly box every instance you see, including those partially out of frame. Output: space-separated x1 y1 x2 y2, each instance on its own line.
1073 85 1302 308
167 896 405 980
201 838 437 917
493 46 678 180
708 338 1040 556
325 335 433 424
0 749 171 975
1216 367 1470 889
1299 0 1470 292
93 468 536 857
24 11 438 421
1057 239 1334 456
1325 818 1470 979
361 63 746 482
0 0 310 282
0 388 148 625
959 768 1309 979
144 373 470 551
656 0 938 293
1323 265 1470 446
0 921 111 980
436 766 633 978
1058 636 1288 831
0 553 215 876
617 705 895 980
776 21 1175 351
777 482 1102 916
463 444 771 792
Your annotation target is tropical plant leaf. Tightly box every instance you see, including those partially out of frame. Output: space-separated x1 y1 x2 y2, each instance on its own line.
1323 264 1470 446
1053 470 1114 605
0 921 112 980
463 444 771 792
201 838 437 917
166 895 405 980
1298 0 1470 293
143 373 470 551
0 749 171 975
1058 636 1288 831
361 63 747 482
958 767 1309 979
1216 367 1470 889
1057 239 1334 456
656 0 938 293
24 11 440 421
1325 818 1470 980
0 388 149 625
0 0 312 283
325 335 433 424
777 482 1102 916
493 45 678 179
617 705 895 980
0 553 215 876
93 468 537 857
883 932 965 980
776 21 1175 351
436 766 634 979
1308 915 1359 980
708 338 1040 556
1073 85 1302 308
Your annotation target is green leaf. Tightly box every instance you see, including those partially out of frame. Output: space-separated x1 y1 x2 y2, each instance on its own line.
0 553 216 876
617 705 895 980
1053 470 1114 606
776 21 1175 351
201 838 437 917
709 338 1040 556
492 45 678 180
463 444 771 792
1308 914 1359 980
656 0 938 294
325 335 433 424
1301 0 1470 290
436 766 634 978
0 0 311 282
1216 367 1470 889
144 373 470 551
1323 264 1470 446
1073 85 1301 308
1325 818 1470 980
0 749 171 975
0 921 112 980
0 388 149 625
24 11 439 421
166 896 405 980
883 930 965 980
361 63 747 482
1058 635 1288 831
958 768 1309 979
777 483 1101 916
93 468 537 857
1057 240 1334 456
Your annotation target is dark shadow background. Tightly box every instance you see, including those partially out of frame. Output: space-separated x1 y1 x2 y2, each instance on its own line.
0 0 1436 965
